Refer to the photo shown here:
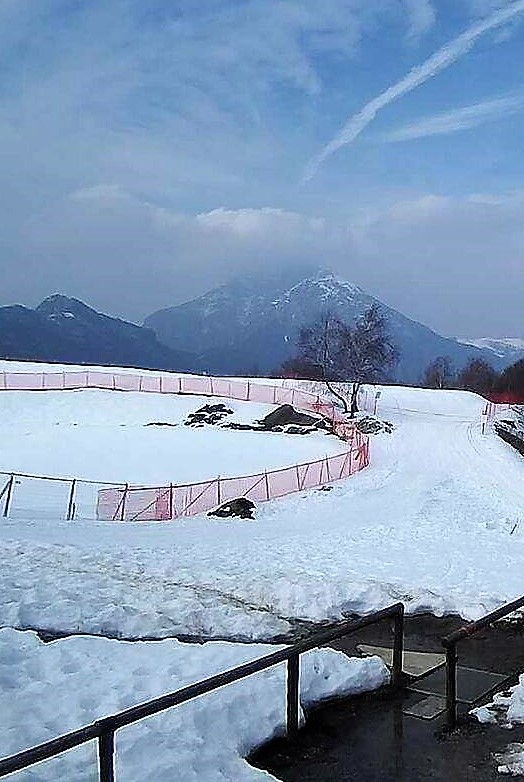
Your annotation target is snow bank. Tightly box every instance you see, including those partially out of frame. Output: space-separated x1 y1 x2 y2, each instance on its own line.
0 629 388 782
473 674 524 776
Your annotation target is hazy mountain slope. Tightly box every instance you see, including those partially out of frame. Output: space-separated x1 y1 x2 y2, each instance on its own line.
456 337 524 367
0 295 195 371
145 272 503 382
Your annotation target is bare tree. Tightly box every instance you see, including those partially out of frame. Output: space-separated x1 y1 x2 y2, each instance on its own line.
338 305 398 416
422 356 455 389
283 305 398 417
457 359 497 395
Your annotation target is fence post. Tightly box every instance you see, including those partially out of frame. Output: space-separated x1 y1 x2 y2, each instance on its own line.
217 477 221 506
2 474 15 518
392 604 404 687
286 654 300 737
120 484 129 522
264 471 270 501
169 483 174 520
445 643 458 730
66 479 77 521
98 728 115 782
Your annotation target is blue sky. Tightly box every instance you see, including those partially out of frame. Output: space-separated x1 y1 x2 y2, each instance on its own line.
1 0 523 337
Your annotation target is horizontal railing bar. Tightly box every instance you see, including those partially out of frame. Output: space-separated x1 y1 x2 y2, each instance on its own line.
442 594 524 647
0 603 402 778
0 470 125 487
0 725 100 777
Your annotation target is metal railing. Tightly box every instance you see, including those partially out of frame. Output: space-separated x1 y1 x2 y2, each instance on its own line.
442 594 524 729
0 603 404 781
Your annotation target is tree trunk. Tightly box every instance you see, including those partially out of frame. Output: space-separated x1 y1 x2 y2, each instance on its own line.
349 382 361 419
325 379 349 414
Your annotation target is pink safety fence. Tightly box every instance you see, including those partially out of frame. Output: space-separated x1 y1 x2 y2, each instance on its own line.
0 370 370 521
481 400 513 434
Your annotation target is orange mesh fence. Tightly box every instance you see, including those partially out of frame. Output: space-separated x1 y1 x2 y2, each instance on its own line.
0 370 370 521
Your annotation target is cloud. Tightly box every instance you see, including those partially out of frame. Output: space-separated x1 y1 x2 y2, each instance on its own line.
381 92 524 142
3 183 523 340
303 0 524 180
403 0 436 42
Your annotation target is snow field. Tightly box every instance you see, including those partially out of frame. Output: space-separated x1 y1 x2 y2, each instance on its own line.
0 628 388 782
2 362 524 779
1 369 523 642
0 389 344 486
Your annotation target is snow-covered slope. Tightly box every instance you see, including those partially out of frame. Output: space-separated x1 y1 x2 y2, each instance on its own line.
2 361 524 780
0 365 523 643
145 269 503 382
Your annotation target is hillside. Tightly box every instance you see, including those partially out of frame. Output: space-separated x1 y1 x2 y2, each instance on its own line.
145 270 504 382
0 295 195 371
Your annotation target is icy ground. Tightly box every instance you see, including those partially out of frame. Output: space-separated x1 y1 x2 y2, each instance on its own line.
0 628 387 781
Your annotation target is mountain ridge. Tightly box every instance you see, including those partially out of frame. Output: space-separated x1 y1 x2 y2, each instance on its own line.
144 269 513 382
0 295 195 371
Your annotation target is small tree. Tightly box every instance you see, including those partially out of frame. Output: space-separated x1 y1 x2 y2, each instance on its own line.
284 305 398 417
422 356 455 389
457 359 497 395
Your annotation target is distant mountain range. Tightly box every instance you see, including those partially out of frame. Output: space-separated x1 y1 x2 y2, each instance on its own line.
1 272 522 382
0 295 195 371
456 337 524 368
145 270 522 382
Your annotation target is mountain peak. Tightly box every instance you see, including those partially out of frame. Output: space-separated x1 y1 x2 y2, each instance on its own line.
36 294 93 320
273 271 365 308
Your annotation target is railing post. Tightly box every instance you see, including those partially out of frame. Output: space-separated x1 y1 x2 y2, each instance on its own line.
392 604 404 688
286 654 300 737
98 729 115 782
445 643 457 730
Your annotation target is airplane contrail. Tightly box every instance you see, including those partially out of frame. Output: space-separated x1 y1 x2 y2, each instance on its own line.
303 0 524 182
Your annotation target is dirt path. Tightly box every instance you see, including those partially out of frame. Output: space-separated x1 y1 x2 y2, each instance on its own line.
250 614 524 782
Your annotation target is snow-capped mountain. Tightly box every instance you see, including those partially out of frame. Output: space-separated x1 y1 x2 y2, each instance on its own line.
456 337 524 366
145 269 507 382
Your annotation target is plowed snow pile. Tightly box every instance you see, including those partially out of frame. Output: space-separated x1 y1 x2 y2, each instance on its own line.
0 628 387 782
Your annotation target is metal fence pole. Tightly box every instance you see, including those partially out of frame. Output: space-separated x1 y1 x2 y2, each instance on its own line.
392 605 404 687
445 643 457 730
286 654 300 737
120 484 128 522
67 479 77 521
98 729 115 782
3 474 15 518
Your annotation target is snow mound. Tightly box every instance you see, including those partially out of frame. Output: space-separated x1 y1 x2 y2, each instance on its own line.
0 628 388 782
